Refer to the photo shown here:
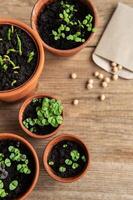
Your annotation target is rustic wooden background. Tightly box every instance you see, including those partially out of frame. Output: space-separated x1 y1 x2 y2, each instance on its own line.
0 0 133 199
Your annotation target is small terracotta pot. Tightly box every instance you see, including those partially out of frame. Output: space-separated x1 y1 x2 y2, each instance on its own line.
19 93 63 139
31 0 98 57
0 133 40 200
0 19 45 102
43 134 89 183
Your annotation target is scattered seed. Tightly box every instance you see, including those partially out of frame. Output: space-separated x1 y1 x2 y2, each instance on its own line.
100 94 106 101
73 99 79 106
71 73 77 79
118 65 123 70
87 83 93 89
112 74 118 81
111 62 117 67
98 73 104 80
94 71 99 77
88 79 94 84
104 77 110 83
102 81 108 88
112 66 118 73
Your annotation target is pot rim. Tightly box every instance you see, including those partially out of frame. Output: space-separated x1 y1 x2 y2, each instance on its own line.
0 133 40 200
43 134 90 183
19 93 63 139
31 0 98 55
0 18 44 96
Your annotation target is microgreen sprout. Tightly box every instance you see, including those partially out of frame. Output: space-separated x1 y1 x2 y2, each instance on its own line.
48 160 54 166
27 51 35 63
0 185 8 198
7 48 16 54
16 34 22 56
72 163 79 169
5 159 11 167
9 180 18 191
11 80 17 87
59 166 66 173
63 144 67 148
70 150 80 161
17 164 31 174
52 0 95 43
7 28 12 41
65 159 72 165
81 155 86 162
23 98 63 131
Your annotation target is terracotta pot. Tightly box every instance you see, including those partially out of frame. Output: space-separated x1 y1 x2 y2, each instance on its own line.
19 93 63 139
0 133 40 200
43 134 89 183
31 0 98 57
0 19 45 102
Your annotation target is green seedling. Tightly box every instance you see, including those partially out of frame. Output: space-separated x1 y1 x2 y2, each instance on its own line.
70 150 80 161
11 80 17 87
0 188 8 198
9 180 18 191
17 164 31 174
48 160 54 166
65 159 72 165
23 98 63 131
7 28 12 41
67 32 85 43
59 166 66 173
5 159 11 167
81 155 86 162
0 154 4 162
7 48 16 54
27 51 35 63
63 144 67 148
72 163 79 169
16 34 22 56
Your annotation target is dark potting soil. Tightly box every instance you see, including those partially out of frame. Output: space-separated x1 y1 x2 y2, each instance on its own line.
23 98 59 135
0 139 36 200
48 140 88 178
37 0 94 50
0 25 38 91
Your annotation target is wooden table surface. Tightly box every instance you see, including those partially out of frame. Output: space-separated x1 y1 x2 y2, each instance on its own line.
1 0 133 199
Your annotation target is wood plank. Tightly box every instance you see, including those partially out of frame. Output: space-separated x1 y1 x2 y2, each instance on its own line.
0 1 133 200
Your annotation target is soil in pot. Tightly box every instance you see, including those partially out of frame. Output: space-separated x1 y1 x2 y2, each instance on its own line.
23 97 63 135
37 0 95 50
48 140 88 178
0 139 36 199
0 24 38 91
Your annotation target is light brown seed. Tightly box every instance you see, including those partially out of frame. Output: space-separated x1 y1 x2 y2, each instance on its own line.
102 81 108 88
100 94 106 101
112 66 118 73
73 99 79 105
98 73 104 80
118 65 123 70
104 77 110 83
112 74 118 81
94 71 99 77
87 83 93 89
111 62 117 67
71 73 77 79
88 79 94 84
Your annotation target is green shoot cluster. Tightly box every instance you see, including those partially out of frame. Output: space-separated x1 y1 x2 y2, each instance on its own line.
48 146 87 174
0 25 35 87
23 97 63 132
52 0 96 43
0 145 31 198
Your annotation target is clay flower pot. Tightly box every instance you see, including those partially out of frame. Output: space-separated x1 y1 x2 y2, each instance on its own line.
0 133 39 200
19 94 63 139
31 0 98 57
0 18 45 102
43 134 89 183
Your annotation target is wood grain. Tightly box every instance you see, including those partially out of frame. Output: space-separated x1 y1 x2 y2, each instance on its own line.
0 0 133 200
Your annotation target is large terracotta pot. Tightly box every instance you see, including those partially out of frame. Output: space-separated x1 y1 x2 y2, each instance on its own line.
0 133 40 200
43 134 90 183
19 94 63 139
0 19 45 102
31 0 98 57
